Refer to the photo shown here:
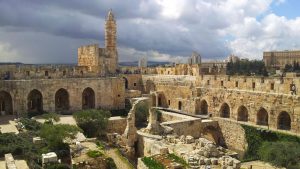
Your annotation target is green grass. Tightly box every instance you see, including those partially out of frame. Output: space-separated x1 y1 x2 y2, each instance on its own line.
167 153 189 168
87 150 104 158
141 157 165 169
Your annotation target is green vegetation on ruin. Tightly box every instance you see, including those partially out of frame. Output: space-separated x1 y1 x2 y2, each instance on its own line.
167 153 189 168
242 125 300 169
73 109 111 138
141 156 165 169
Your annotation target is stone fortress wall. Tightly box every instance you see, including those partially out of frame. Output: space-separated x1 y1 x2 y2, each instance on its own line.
0 77 125 115
122 74 300 134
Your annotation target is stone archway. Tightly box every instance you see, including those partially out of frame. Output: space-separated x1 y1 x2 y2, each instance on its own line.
202 126 226 147
257 108 268 126
145 80 156 94
55 88 69 113
0 91 13 115
82 87 95 109
220 103 230 118
200 100 208 115
277 111 291 130
237 105 248 122
27 89 43 113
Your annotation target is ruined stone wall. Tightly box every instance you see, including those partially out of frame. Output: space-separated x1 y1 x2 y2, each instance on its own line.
107 116 127 134
162 119 203 138
0 77 125 114
215 118 247 158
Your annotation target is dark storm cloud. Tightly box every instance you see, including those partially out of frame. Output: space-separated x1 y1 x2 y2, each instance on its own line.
0 0 233 63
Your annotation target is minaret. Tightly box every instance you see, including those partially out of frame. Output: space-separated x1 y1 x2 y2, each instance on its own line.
105 9 118 73
105 9 117 51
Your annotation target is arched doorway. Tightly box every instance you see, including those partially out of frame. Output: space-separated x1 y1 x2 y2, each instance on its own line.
0 91 13 115
237 105 248 122
220 103 230 118
27 89 43 113
200 100 208 115
55 88 69 113
146 80 156 94
257 108 268 126
123 77 128 89
82 87 95 109
277 111 291 130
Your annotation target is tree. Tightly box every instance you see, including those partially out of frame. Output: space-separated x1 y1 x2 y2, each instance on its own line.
73 109 111 137
39 124 81 151
258 141 300 168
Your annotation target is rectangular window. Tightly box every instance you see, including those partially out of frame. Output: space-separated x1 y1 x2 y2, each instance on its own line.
235 81 239 87
252 82 256 89
134 83 137 86
221 81 224 87
271 83 274 90
261 78 265 83
63 71 66 76
207 80 210 85
26 71 30 76
45 71 48 76
168 100 170 105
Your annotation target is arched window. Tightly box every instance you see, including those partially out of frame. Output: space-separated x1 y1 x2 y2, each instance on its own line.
237 105 248 122
200 100 208 115
220 103 230 118
178 101 182 110
278 111 291 130
257 108 268 126
0 91 13 115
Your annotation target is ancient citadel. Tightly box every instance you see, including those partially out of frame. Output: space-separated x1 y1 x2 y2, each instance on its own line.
1 10 300 169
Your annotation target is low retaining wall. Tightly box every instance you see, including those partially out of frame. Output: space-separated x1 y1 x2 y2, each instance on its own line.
161 118 203 138
107 116 127 134
215 118 247 158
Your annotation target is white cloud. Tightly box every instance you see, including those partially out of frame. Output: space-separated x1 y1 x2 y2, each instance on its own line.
0 42 21 62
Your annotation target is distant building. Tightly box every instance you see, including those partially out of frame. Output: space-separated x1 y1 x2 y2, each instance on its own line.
188 52 201 64
227 55 240 63
263 50 300 69
138 57 147 68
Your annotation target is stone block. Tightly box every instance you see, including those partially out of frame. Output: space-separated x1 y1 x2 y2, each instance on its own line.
42 152 58 164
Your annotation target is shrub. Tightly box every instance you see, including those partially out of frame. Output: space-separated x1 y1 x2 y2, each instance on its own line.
242 125 300 161
141 157 164 169
42 112 60 123
73 109 111 137
39 124 81 151
106 157 117 169
19 118 42 131
87 150 103 158
135 102 149 127
96 140 105 150
258 141 300 168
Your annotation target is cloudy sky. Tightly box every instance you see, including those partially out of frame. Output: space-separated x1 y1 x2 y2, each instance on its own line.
0 0 300 63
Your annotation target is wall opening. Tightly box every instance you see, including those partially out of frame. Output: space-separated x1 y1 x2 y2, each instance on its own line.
220 103 230 118
256 108 268 126
277 111 291 130
27 89 43 113
237 105 248 122
199 100 208 115
123 77 129 89
82 87 95 109
0 91 13 115
178 101 182 110
55 88 70 113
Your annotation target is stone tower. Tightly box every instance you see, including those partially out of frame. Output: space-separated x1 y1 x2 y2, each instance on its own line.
105 9 118 73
